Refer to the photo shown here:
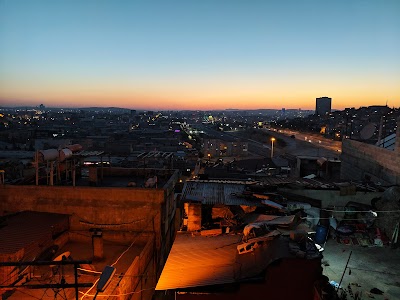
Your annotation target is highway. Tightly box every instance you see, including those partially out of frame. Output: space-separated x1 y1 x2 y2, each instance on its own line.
189 123 342 159
267 128 342 153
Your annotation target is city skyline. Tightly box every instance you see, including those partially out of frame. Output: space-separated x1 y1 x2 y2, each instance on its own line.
1 0 400 110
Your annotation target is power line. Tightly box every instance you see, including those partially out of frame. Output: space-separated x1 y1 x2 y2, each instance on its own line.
321 208 400 213
79 278 99 300
77 268 101 275
111 216 155 267
302 216 392 221
80 216 156 299
74 213 147 227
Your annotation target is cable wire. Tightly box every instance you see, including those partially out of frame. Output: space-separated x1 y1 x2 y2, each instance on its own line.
80 278 99 300
74 213 147 227
321 208 400 213
301 216 391 221
80 216 155 300
111 216 155 267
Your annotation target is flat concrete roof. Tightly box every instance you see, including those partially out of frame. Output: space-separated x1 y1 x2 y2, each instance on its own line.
75 174 170 188
5 235 147 300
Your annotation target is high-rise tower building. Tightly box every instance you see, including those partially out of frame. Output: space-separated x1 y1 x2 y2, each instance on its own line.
315 97 332 116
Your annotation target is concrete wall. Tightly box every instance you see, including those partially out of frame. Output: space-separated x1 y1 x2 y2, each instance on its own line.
0 168 179 277
341 139 400 184
278 187 382 208
0 249 24 287
0 184 167 273
118 237 156 300
0 185 164 232
0 168 179 231
187 203 202 231
0 231 69 292
0 168 179 300
341 137 400 185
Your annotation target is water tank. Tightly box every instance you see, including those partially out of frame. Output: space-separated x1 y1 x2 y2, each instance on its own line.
38 149 59 162
66 144 83 152
315 225 328 244
59 148 73 162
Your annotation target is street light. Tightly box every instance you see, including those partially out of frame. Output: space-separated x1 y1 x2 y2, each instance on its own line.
270 137 275 158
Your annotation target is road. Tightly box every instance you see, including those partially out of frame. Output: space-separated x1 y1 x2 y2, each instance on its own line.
189 123 341 159
267 128 342 153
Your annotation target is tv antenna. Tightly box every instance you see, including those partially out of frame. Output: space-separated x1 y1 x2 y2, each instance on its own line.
50 252 71 299
360 123 376 140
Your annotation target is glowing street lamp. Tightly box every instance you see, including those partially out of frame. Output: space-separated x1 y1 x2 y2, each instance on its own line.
270 137 275 158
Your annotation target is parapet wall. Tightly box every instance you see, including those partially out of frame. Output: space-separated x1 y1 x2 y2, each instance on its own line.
340 139 400 185
0 184 164 232
278 187 382 208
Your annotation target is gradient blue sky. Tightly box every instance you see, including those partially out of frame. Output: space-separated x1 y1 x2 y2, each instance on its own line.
1 0 399 110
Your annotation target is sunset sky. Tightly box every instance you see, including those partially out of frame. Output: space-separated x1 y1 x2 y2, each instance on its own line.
1 0 399 110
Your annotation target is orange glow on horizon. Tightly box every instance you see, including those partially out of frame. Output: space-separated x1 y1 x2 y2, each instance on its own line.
1 76 399 110
1 93 399 111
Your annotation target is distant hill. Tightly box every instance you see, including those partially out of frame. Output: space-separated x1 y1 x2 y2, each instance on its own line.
79 107 132 113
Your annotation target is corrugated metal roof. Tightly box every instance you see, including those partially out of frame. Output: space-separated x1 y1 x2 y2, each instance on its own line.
156 233 298 290
156 234 242 290
242 214 296 226
262 177 298 185
182 181 265 207
74 150 104 157
0 211 69 255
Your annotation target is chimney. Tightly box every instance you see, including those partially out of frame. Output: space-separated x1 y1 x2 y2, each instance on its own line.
89 166 98 186
92 230 103 261
187 203 202 231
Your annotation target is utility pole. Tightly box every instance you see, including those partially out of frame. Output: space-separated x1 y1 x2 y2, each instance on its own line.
270 137 275 158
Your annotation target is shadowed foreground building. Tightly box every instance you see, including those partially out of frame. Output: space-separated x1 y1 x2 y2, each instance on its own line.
156 232 322 300
0 167 179 300
155 180 324 300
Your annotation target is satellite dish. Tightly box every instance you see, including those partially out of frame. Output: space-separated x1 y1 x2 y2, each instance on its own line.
50 251 71 267
97 265 116 292
360 123 376 140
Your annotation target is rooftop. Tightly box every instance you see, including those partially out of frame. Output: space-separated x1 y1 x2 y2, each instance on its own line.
322 238 400 300
3 229 147 300
0 208 152 300
156 231 320 291
0 211 69 255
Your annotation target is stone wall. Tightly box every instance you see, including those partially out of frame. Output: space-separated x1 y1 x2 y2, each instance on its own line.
340 138 400 185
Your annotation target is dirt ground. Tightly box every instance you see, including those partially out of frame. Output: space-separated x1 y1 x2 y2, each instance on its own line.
322 239 400 299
